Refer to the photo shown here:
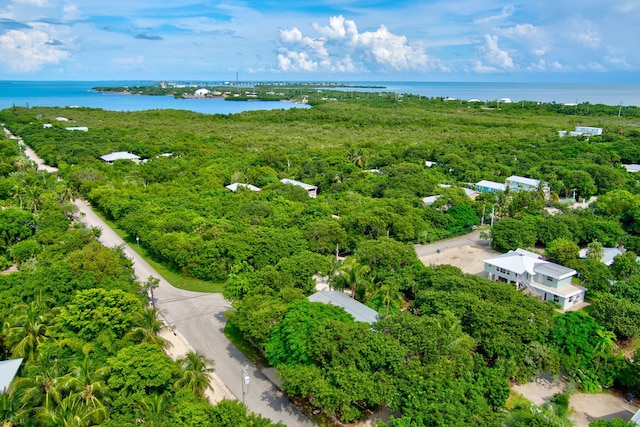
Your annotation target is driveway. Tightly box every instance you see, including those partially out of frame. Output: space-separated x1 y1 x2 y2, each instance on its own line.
414 230 499 275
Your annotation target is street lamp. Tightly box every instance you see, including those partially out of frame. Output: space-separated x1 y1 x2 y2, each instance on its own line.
136 236 140 247
242 365 250 404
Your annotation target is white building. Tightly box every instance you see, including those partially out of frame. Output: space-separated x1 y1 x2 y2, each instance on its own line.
280 178 318 198
483 249 586 310
225 182 261 192
475 180 506 193
506 175 541 192
100 152 141 164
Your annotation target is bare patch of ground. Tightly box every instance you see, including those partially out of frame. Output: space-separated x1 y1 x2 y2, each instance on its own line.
418 243 500 275
513 376 638 426
570 392 637 427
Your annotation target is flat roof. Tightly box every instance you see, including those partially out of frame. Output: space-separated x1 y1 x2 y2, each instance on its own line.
0 358 23 393
308 291 379 324
530 282 585 298
534 263 577 280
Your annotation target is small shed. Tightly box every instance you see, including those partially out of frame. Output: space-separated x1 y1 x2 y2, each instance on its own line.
280 178 318 198
308 291 379 324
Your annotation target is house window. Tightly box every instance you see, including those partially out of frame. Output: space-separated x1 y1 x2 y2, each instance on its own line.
568 296 573 302
553 295 560 302
497 267 508 274
546 276 553 282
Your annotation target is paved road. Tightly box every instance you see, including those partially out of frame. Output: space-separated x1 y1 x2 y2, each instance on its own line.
414 229 484 257
10 126 314 427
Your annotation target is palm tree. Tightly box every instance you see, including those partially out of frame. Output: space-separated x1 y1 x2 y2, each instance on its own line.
10 348 67 416
1 391 28 427
3 297 59 361
138 393 167 416
331 259 371 301
347 149 365 168
369 279 405 316
124 307 171 350
63 358 110 424
593 328 617 370
36 394 103 427
174 351 214 399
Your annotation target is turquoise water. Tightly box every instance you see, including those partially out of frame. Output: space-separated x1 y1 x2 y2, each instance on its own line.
1 81 639 113
0 81 310 114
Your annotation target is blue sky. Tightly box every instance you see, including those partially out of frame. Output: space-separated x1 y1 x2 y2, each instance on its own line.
0 0 638 82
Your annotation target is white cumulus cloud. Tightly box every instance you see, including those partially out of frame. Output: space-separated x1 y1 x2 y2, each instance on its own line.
473 34 515 72
0 28 69 71
277 15 436 73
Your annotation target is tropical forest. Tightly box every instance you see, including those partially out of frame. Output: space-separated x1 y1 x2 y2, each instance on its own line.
1 89 640 426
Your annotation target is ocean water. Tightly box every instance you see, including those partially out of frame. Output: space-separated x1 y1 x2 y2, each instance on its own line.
1 81 639 114
0 81 310 114
351 81 640 107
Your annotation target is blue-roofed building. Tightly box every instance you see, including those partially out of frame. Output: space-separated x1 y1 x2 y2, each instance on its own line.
0 358 23 394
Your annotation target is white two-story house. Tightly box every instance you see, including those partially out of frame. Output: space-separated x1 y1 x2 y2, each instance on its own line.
483 249 586 310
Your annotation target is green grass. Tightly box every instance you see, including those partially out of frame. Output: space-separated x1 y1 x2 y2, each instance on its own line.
223 313 269 367
92 210 224 293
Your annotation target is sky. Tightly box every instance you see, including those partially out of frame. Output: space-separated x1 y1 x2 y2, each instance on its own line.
0 0 638 82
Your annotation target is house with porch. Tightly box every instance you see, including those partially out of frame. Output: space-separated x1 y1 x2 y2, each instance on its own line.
475 180 506 193
506 175 541 192
483 249 586 310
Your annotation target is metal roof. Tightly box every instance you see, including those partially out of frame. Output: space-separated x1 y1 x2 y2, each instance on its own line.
475 180 506 191
507 175 540 188
225 182 261 192
308 291 379 324
280 178 317 190
0 358 23 394
534 263 577 280
100 152 140 162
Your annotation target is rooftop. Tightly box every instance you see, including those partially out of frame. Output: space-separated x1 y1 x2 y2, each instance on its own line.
507 175 540 188
100 152 140 162
476 180 506 191
0 358 23 393
308 291 379 324
280 178 317 190
534 263 577 280
225 182 261 192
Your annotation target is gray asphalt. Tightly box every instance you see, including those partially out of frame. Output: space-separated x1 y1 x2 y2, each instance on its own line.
10 126 315 427
75 200 315 427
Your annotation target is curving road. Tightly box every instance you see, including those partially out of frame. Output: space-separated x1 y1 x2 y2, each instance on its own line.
8 127 314 427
